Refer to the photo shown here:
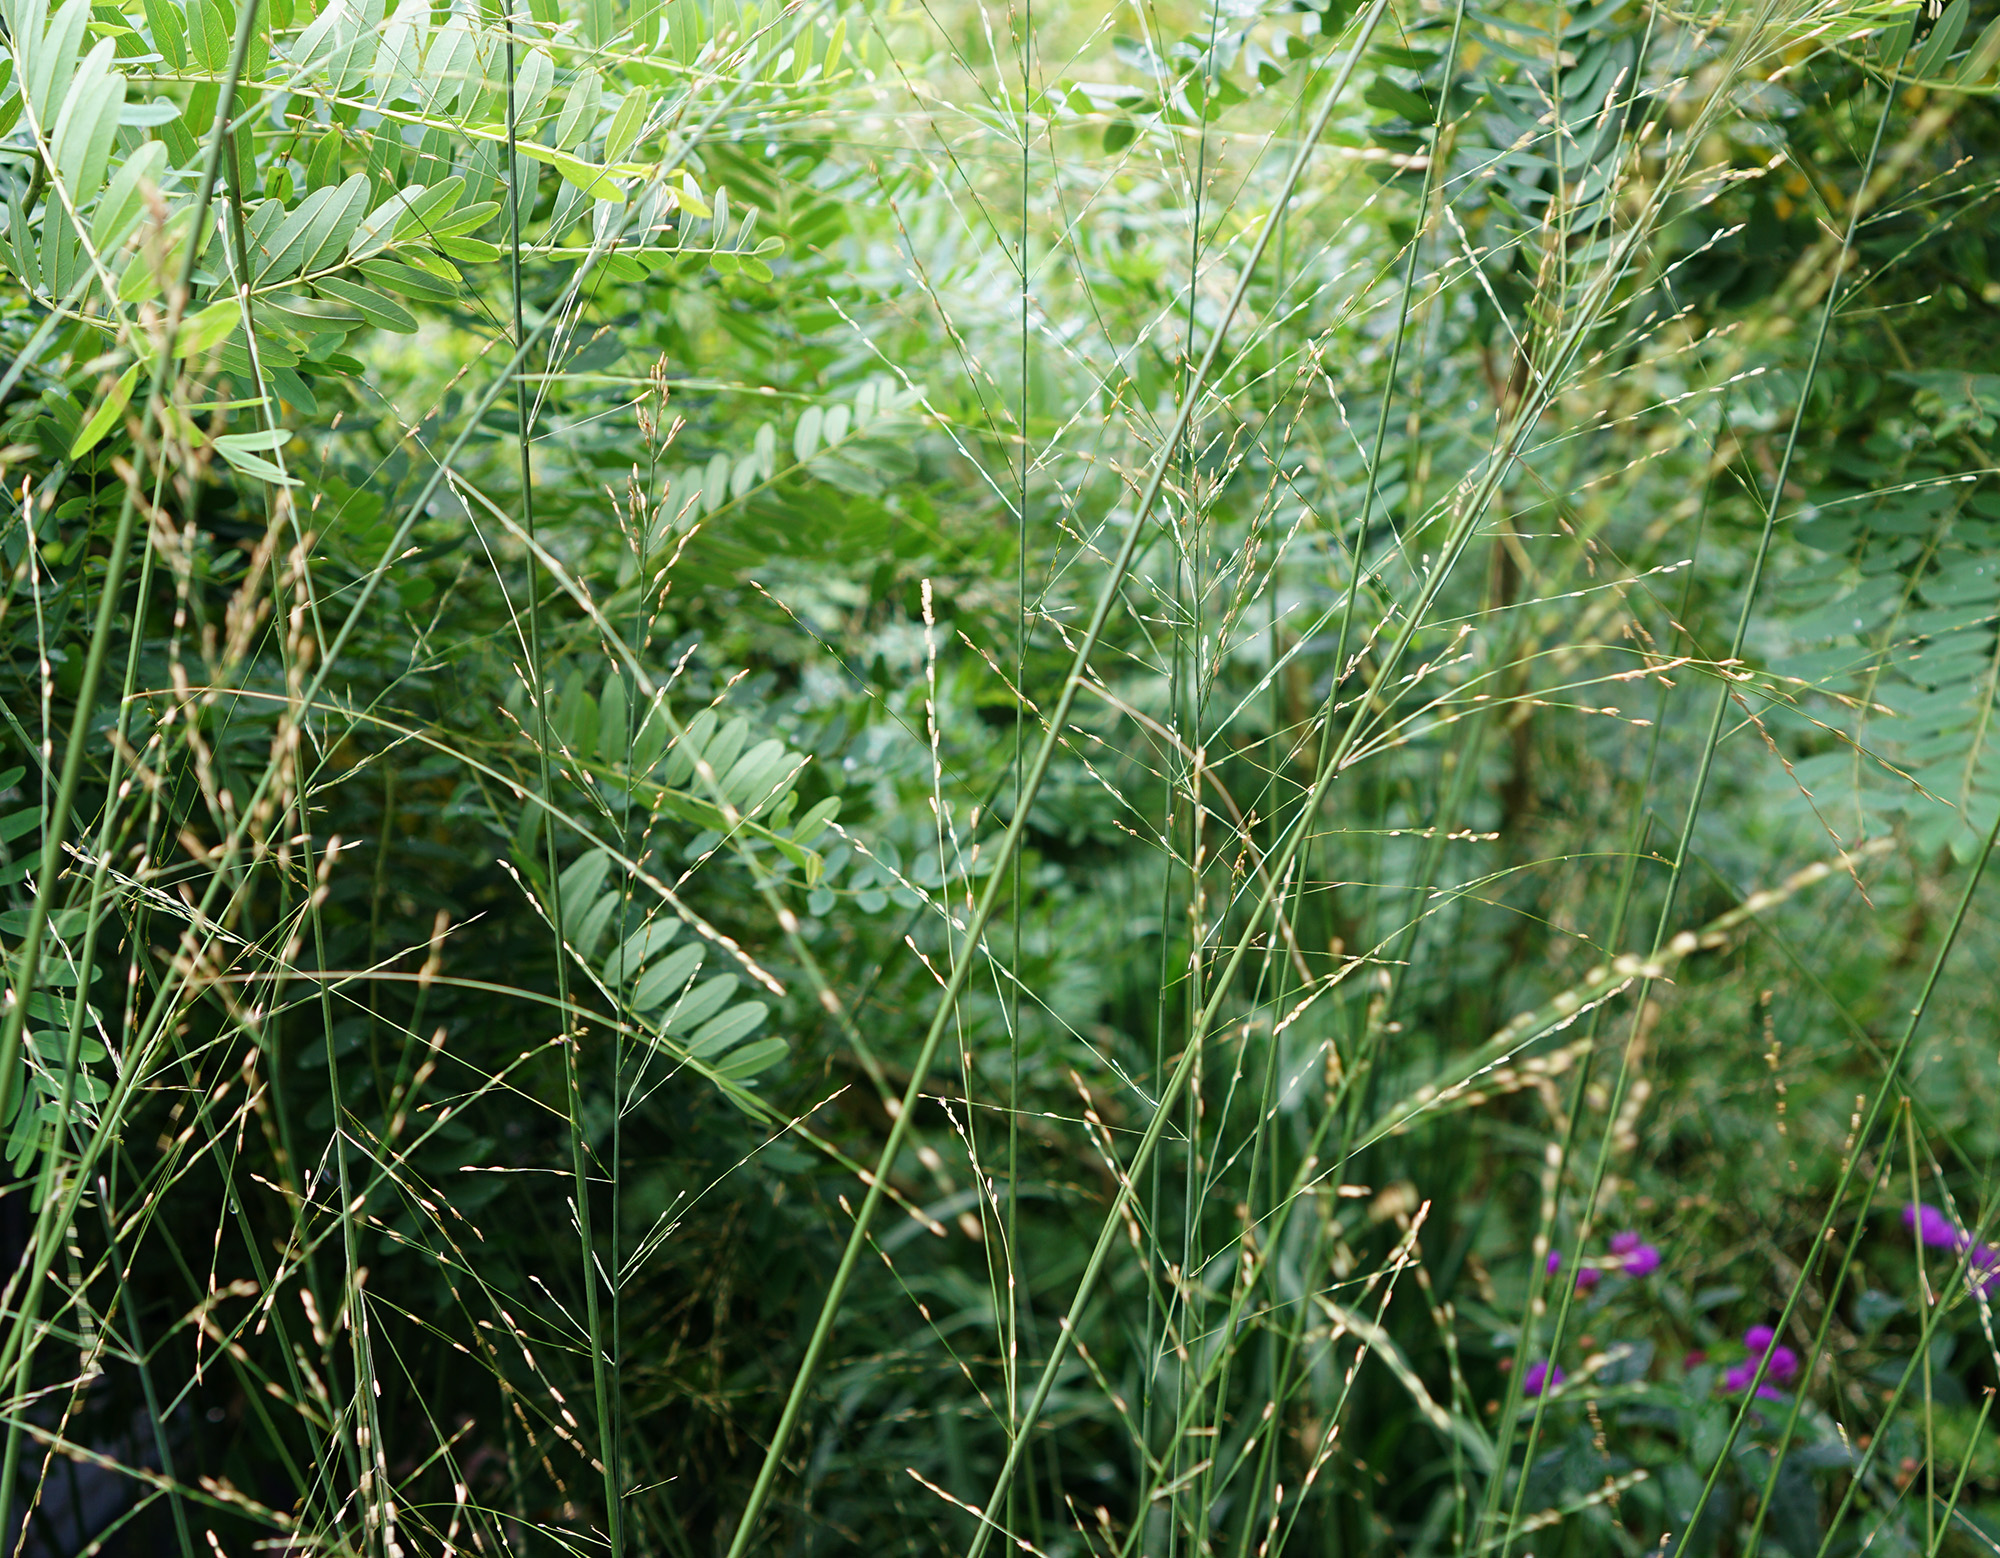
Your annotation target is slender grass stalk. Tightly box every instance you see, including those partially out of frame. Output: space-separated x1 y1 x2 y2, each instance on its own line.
502 7 625 1551
0 0 267 1532
721 14 1398 1551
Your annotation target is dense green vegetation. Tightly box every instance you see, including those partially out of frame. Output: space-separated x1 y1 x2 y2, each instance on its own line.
4 0 2000 1550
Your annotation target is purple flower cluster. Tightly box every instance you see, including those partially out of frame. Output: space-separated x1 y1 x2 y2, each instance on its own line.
1523 1360 1564 1398
1724 1325 1799 1399
1547 1249 1601 1292
1904 1202 2000 1295
1546 1229 1661 1291
1611 1231 1661 1277
1905 1202 1958 1249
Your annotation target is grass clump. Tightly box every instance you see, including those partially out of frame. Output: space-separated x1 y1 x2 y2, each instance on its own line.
3 0 2000 1551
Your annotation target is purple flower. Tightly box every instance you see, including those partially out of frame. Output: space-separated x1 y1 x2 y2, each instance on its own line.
1905 1202 1961 1250
1968 1245 2000 1296
1547 1250 1602 1291
1609 1231 1661 1276
1523 1360 1563 1398
1726 1325 1798 1399
1723 1359 1783 1400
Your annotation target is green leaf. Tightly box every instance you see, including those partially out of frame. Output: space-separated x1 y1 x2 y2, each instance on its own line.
91 138 167 247
515 143 624 202
295 173 374 278
569 889 622 959
603 918 680 985
140 0 185 67
28 0 91 120
0 806 39 844
713 1035 786 1080
434 234 500 263
551 68 601 150
68 362 139 457
788 796 840 847
356 256 460 300
794 404 824 461
631 942 704 1013
118 100 182 126
253 183 336 285
214 429 301 487
659 708 715 788
603 85 649 164
1915 0 1969 74
598 674 629 763
666 2 702 66
1958 13 2000 79
686 1001 768 1059
722 739 791 810
313 275 419 332
385 178 464 243
349 186 423 259
215 426 297 454
188 0 228 71
49 37 123 200
1363 75 1433 123
661 973 737 1037
416 12 475 114
556 848 613 934
176 300 241 358
557 670 598 756
425 200 500 238
514 47 555 129
630 697 671 772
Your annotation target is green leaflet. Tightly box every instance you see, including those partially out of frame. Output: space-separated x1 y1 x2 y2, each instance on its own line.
356 256 460 300
68 362 138 457
48 36 123 201
630 942 704 1014
602 85 648 164
684 1000 768 1060
1913 0 1969 76
91 138 167 248
313 274 418 332
658 973 738 1038
602 918 681 985
26 0 90 121
214 425 301 486
139 0 185 67
254 172 370 284
711 1035 786 1080
551 675 826 876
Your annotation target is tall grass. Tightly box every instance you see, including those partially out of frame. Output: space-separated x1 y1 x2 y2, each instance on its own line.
2 0 1998 1550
